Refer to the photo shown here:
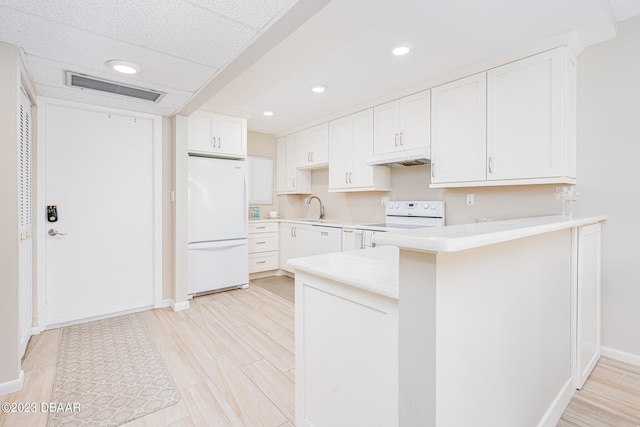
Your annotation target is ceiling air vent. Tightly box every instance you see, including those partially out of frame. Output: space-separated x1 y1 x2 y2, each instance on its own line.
65 71 165 103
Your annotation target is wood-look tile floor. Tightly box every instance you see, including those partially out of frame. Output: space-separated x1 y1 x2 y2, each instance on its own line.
2 276 640 427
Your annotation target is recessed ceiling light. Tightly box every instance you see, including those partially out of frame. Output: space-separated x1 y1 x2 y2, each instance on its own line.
310 84 328 93
263 111 274 116
107 60 141 75
392 43 413 56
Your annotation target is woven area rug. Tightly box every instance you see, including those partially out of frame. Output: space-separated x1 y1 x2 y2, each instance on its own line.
251 276 295 303
48 313 180 426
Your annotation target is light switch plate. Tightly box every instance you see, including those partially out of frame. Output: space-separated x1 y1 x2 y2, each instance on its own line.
381 196 389 206
466 194 475 206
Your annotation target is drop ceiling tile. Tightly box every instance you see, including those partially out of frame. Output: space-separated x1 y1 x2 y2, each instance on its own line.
37 84 178 117
1 0 256 68
0 7 216 92
25 55 193 110
188 0 294 29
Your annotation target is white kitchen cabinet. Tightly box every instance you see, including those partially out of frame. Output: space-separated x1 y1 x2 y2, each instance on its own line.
248 222 279 274
486 47 576 181
276 135 311 194
329 109 391 192
575 223 601 389
188 110 247 158
373 90 430 155
280 222 310 273
295 123 329 169
431 73 487 184
295 270 398 427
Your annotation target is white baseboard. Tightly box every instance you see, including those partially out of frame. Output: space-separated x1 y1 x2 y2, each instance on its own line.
0 370 24 397
537 377 575 427
601 346 640 366
171 300 190 312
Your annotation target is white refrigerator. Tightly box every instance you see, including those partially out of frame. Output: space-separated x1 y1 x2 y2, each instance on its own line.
188 155 249 294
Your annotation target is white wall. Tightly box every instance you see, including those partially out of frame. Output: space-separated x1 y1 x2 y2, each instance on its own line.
575 16 640 358
0 42 22 392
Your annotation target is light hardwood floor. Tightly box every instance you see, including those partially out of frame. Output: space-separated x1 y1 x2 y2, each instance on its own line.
2 278 640 426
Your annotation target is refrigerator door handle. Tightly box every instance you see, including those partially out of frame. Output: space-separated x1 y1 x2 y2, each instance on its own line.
243 173 248 231
189 239 247 250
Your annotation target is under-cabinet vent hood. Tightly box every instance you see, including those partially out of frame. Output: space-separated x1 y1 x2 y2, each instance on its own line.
65 71 166 103
367 147 431 167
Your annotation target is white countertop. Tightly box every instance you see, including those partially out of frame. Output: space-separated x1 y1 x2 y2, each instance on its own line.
288 246 399 300
250 218 368 228
373 215 608 253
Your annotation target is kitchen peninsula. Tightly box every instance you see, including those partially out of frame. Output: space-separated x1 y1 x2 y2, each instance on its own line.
290 215 606 427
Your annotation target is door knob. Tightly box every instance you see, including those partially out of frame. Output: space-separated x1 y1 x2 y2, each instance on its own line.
48 229 67 236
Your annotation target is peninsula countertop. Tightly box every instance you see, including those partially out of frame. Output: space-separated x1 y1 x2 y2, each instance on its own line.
373 214 608 253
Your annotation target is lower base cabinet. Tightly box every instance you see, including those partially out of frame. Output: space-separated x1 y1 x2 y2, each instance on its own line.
249 222 279 273
295 271 398 427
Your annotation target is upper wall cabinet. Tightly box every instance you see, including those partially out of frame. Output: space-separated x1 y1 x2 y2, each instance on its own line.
373 90 430 155
295 123 329 169
276 135 311 195
188 111 247 159
329 109 391 192
431 73 487 184
430 47 576 188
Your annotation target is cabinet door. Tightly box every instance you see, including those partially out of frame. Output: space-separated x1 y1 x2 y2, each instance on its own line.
280 223 296 272
328 116 353 190
487 49 566 180
350 109 376 188
215 115 246 157
295 128 313 168
576 223 601 389
398 90 430 150
285 134 298 191
187 112 214 153
373 100 400 155
276 137 286 193
310 123 329 167
431 73 487 183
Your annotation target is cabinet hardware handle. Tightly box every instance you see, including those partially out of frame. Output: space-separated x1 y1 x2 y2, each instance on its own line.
294 227 297 238
293 178 296 188
291 227 294 237
217 136 222 149
256 241 266 244
488 156 494 174
343 230 353 234
256 226 266 229
345 172 348 184
348 172 352 183
211 137 215 149
310 152 313 162
399 132 404 145
394 133 399 146
308 152 311 162
431 163 436 178
321 232 328 236
256 260 266 264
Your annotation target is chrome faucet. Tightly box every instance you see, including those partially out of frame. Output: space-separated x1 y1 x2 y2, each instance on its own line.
304 195 326 220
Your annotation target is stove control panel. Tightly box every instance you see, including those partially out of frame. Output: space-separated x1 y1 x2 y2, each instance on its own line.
386 200 445 217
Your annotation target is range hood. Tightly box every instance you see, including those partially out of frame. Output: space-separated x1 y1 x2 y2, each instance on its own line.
367 147 431 167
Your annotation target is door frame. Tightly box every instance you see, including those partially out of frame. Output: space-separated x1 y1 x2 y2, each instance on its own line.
35 97 163 331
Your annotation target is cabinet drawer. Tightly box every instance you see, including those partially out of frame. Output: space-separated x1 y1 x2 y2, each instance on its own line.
249 222 279 234
249 234 278 253
249 252 278 273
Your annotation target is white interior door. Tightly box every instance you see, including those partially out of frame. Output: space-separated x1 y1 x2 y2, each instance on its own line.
44 103 156 327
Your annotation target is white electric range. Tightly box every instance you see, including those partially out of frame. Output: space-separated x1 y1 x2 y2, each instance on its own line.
355 201 445 248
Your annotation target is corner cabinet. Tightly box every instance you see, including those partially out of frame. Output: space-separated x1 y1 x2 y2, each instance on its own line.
188 110 247 158
373 90 430 155
276 135 311 194
431 73 487 184
430 47 576 188
329 109 391 192
295 123 329 169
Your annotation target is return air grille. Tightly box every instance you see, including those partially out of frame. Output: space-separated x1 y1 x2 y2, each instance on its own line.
65 71 165 102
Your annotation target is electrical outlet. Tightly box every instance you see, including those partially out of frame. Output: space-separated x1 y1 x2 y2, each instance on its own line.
466 194 475 206
381 196 389 206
